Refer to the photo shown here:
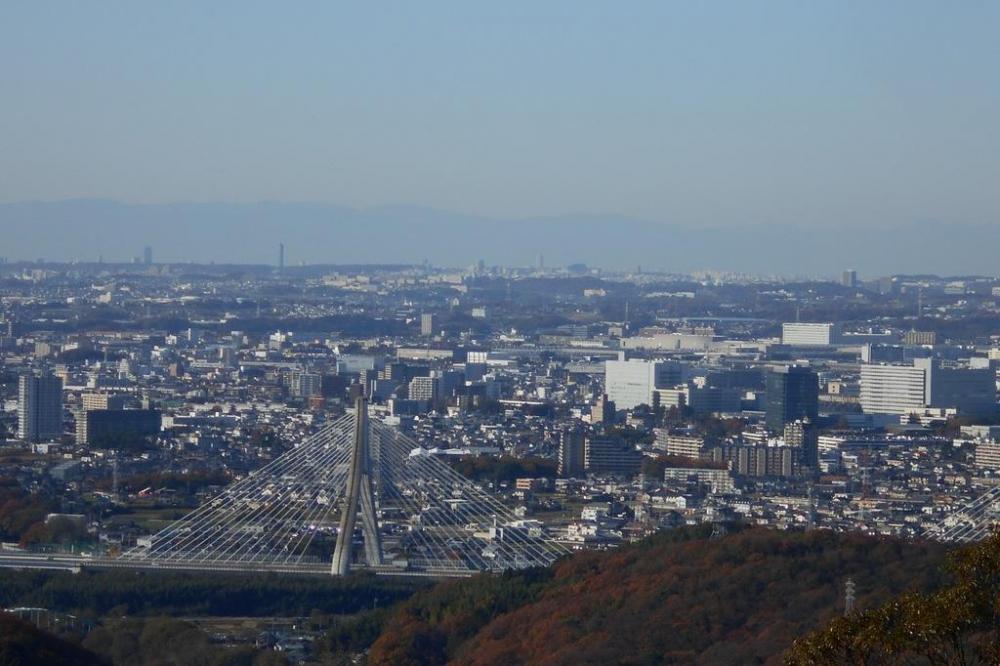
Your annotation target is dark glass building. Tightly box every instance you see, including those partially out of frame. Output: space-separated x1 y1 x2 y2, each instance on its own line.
765 366 818 432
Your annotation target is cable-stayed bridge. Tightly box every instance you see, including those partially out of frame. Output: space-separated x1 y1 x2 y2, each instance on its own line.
926 486 1000 544
111 398 569 577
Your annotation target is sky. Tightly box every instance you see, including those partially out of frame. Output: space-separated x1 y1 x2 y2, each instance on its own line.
1 1 999 228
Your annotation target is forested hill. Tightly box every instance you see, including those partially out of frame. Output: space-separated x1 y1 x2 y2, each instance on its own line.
0 613 106 666
367 527 951 665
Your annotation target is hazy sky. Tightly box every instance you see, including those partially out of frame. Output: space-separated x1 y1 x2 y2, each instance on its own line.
1 1 998 227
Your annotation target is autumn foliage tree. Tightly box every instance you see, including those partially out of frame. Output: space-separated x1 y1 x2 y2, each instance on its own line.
786 530 1000 665
368 526 950 665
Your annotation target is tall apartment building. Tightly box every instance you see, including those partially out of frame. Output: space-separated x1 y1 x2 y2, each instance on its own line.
591 394 615 425
408 376 440 403
584 436 642 476
653 429 704 459
18 372 64 441
604 358 684 410
81 391 127 411
781 323 841 346
860 359 997 416
710 444 800 478
290 371 323 398
663 467 734 493
558 431 586 477
975 441 1000 470
420 313 434 337
784 419 819 468
765 366 819 431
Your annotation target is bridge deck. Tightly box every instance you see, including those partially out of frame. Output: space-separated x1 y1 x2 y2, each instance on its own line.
0 552 474 578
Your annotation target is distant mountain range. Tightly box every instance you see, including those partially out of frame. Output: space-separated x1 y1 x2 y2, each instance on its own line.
1 199 995 277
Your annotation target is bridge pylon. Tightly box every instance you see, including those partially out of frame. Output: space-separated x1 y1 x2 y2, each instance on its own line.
331 397 382 575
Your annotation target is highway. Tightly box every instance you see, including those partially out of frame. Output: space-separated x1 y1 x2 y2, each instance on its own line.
0 552 472 578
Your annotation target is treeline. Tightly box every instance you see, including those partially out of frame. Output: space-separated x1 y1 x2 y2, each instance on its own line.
0 613 106 666
363 526 951 665
0 476 55 544
0 569 426 618
641 454 727 478
83 616 287 666
97 469 231 494
447 456 557 484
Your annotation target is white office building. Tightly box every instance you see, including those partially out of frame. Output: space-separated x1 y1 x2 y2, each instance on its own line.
781 322 842 346
604 358 684 410
860 364 927 415
860 358 997 416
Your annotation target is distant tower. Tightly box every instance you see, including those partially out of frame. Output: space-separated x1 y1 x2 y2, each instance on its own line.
536 253 544 271
143 246 153 266
279 243 285 274
841 269 857 288
420 313 434 337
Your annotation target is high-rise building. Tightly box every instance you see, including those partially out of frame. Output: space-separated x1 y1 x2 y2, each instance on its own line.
975 441 1000 470
420 313 434 337
408 376 439 403
591 394 615 425
920 358 997 416
291 371 323 398
765 366 819 431
82 391 127 411
710 444 799 478
654 429 704 459
604 358 684 410
841 269 857 288
143 246 153 265
76 409 161 446
18 372 64 441
860 359 997 416
558 431 585 477
584 436 642 476
784 419 819 468
859 363 926 415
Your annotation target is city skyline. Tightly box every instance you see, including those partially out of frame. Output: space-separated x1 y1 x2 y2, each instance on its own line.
3 3 1000 663
3 198 1000 276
